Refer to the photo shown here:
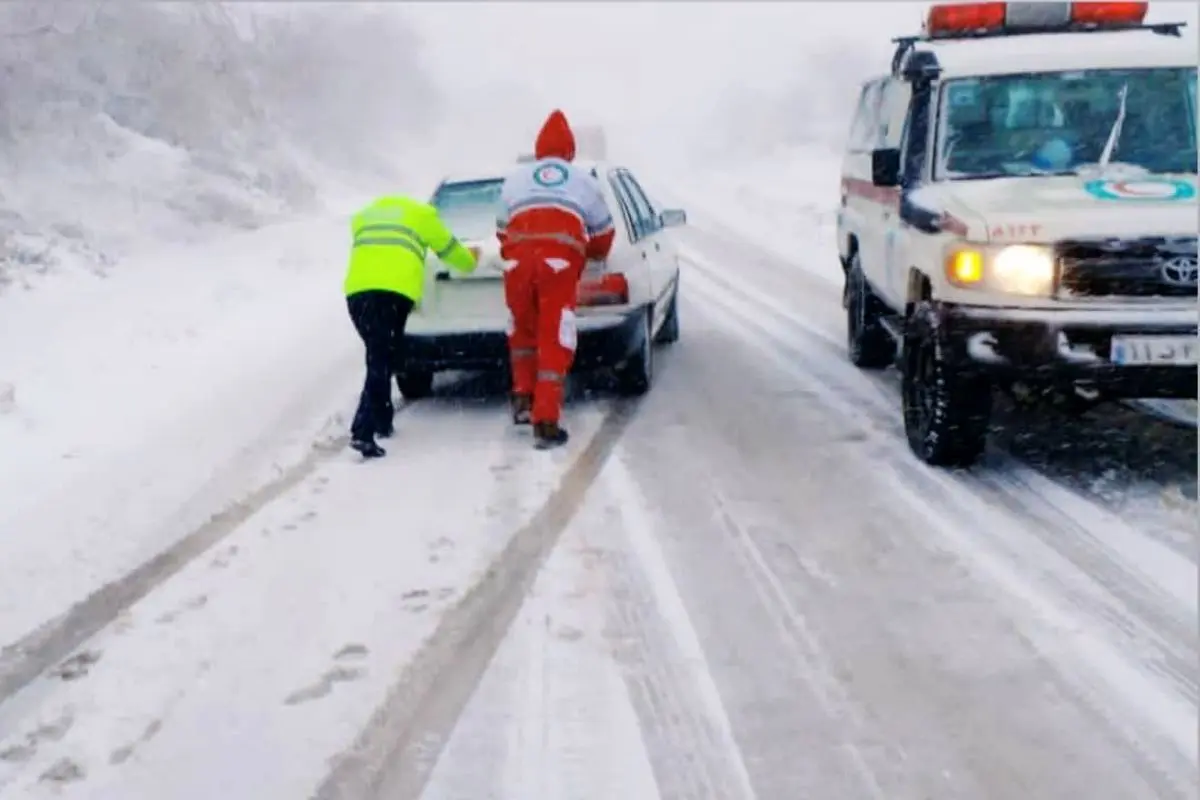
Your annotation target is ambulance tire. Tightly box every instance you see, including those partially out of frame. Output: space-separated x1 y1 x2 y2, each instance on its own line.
845 253 894 370
901 300 992 468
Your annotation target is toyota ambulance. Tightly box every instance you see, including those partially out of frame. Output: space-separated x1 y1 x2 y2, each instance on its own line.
836 1 1197 466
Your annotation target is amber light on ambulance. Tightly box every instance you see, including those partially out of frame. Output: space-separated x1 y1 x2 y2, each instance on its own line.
577 273 629 307
944 244 1056 296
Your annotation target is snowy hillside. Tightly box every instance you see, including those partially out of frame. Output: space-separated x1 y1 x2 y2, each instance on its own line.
0 3 437 289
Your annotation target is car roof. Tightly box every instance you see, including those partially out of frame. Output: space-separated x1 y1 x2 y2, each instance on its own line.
911 27 1196 79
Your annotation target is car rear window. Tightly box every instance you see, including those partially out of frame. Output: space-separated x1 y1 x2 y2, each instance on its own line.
431 178 504 241
432 178 504 210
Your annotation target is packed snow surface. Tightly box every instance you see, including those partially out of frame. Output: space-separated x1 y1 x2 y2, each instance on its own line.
0 3 1195 797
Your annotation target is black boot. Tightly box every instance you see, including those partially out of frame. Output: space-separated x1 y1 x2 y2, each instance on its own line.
511 393 532 425
351 438 386 459
533 421 569 450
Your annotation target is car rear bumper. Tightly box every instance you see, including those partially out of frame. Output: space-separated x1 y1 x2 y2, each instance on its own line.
402 306 648 373
938 302 1198 399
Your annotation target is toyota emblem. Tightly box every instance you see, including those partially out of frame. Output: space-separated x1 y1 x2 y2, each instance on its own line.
1160 255 1199 287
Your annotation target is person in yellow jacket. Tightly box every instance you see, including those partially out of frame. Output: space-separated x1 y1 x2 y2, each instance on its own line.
344 194 477 458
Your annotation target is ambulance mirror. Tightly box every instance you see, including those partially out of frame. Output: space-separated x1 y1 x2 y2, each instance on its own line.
871 147 901 187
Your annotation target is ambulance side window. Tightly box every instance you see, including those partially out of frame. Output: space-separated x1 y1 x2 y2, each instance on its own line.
848 80 885 153
878 79 912 150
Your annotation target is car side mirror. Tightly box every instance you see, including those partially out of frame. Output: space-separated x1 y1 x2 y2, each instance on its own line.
871 148 901 188
659 208 687 227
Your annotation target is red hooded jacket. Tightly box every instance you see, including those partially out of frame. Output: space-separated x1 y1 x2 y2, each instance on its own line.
497 110 615 262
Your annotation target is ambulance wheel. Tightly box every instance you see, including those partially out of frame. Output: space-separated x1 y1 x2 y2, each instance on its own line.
397 370 434 400
654 288 679 344
846 253 893 369
616 312 653 396
901 301 991 467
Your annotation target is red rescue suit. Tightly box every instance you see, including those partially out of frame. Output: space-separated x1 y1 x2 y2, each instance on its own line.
496 110 615 425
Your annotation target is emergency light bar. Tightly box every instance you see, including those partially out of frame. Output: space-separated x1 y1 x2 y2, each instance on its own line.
924 1 1148 38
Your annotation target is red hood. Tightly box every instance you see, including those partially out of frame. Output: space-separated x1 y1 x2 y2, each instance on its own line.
534 109 576 161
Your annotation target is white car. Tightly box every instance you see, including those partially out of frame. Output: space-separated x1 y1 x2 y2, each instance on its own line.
836 0 1198 467
398 159 686 398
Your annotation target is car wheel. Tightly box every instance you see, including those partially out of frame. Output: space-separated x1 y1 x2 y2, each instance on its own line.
901 301 991 467
846 252 894 369
396 370 434 401
654 284 680 345
616 311 653 396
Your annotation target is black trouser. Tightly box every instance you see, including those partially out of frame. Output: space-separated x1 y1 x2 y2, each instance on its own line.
347 290 415 441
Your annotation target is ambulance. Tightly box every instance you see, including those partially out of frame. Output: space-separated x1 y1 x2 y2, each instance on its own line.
836 1 1197 466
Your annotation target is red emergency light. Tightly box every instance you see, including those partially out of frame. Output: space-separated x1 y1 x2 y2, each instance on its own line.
1070 2 1148 25
924 1 1148 37
926 2 1006 36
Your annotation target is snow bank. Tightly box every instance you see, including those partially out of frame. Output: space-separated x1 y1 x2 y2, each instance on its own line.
0 2 436 288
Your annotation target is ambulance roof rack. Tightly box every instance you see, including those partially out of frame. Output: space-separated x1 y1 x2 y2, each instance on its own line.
890 2 1186 77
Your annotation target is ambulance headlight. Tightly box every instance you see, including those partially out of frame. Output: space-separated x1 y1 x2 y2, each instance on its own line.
945 244 1055 296
992 245 1056 295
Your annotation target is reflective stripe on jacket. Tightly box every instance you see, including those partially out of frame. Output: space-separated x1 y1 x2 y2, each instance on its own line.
344 195 477 301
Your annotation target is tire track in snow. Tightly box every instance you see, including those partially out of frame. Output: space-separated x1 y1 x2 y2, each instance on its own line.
313 399 638 800
419 481 662 800
593 456 760 800
687 251 1197 653
679 261 1197 795
0 373 491 709
689 253 1197 653
0 410 354 707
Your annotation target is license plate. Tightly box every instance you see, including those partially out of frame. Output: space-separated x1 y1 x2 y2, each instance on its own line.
1110 335 1198 366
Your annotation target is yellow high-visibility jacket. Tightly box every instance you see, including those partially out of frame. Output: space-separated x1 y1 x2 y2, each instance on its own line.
343 195 477 301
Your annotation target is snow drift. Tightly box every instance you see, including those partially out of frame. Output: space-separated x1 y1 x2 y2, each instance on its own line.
0 2 437 288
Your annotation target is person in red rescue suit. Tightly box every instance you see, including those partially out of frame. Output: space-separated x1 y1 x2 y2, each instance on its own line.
495 110 615 450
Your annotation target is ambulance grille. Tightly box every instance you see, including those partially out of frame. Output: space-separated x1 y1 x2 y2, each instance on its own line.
1055 236 1198 299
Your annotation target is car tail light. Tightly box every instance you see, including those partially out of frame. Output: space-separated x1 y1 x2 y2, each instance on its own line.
1069 1 1147 26
578 273 629 307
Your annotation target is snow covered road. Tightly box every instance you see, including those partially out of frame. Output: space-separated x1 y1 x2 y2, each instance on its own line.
1 170 1195 798
411 217 1197 800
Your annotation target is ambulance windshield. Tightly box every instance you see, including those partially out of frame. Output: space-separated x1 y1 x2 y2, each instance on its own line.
935 67 1197 180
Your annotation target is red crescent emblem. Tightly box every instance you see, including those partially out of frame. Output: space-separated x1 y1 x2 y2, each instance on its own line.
1109 181 1165 197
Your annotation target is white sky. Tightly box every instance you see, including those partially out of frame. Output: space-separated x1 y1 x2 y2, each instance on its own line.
397 1 1197 167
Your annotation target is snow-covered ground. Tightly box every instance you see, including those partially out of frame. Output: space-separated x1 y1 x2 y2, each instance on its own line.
1 4 1196 796
3 140 1192 797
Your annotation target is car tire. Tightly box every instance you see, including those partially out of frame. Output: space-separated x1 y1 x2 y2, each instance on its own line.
396 370 434 401
901 300 991 467
616 311 653 396
654 285 680 345
845 253 894 369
